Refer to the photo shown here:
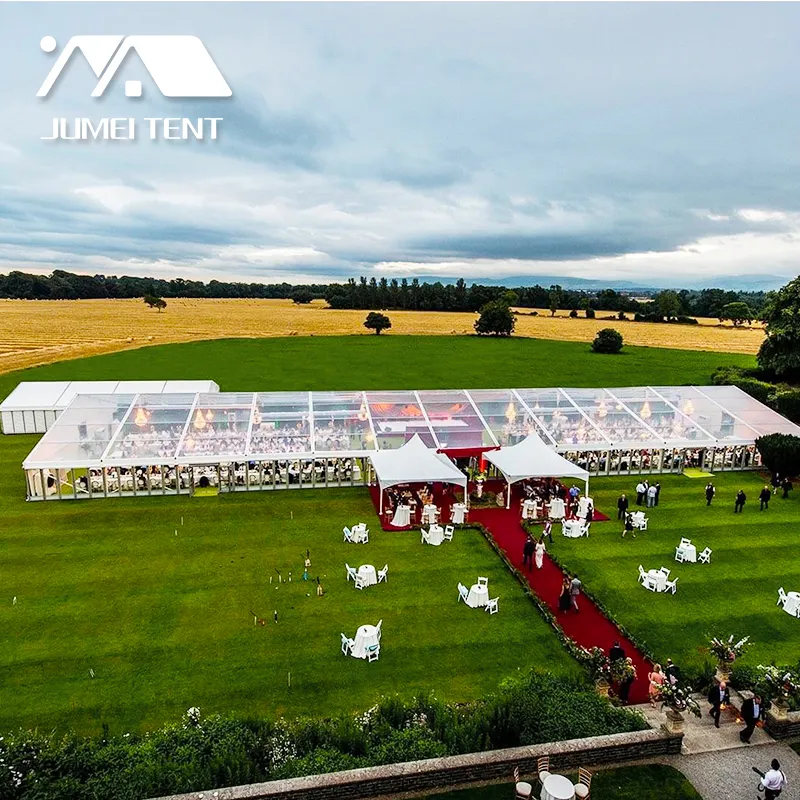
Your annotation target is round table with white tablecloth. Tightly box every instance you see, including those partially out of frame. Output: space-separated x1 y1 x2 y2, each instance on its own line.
522 499 539 520
562 520 583 538
548 498 566 520
541 774 575 800
422 504 439 525
350 624 380 659
351 523 369 543
782 591 800 617
426 524 444 546
451 503 467 524
357 564 377 587
391 506 411 527
466 583 488 608
680 543 697 562
647 569 668 592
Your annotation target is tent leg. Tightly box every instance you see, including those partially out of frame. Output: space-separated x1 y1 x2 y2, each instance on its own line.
380 486 383 514
506 478 511 509
585 478 589 497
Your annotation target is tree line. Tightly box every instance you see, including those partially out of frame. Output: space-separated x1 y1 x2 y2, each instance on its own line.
0 269 768 319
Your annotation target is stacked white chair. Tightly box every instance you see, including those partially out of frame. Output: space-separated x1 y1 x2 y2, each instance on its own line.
444 524 455 541
485 597 499 615
457 582 469 603
778 587 788 607
340 633 354 655
377 564 388 583
698 547 712 564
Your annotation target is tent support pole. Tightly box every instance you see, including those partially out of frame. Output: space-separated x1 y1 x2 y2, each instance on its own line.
379 484 383 514
506 476 511 508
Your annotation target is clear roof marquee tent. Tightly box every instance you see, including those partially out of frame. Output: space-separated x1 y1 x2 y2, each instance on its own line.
21 384 800 472
1 380 219 434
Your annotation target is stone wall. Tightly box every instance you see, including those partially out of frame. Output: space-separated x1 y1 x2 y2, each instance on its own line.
150 727 683 800
764 709 800 739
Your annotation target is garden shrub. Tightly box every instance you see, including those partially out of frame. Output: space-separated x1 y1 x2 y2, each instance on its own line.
755 433 800 478
770 389 800 424
592 328 624 354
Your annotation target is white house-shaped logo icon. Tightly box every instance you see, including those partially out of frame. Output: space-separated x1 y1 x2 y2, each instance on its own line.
38 35 232 98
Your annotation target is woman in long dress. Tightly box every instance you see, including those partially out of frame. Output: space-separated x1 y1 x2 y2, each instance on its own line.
534 536 546 569
648 663 665 707
558 576 572 613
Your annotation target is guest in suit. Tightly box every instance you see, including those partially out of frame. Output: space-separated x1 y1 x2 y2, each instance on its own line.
707 680 730 728
522 534 534 570
617 493 629 520
542 518 554 544
619 658 636 706
665 658 680 686
760 485 772 511
705 482 715 506
584 502 594 523
654 482 661 506
609 641 626 664
781 476 793 499
734 489 746 513
739 693 763 743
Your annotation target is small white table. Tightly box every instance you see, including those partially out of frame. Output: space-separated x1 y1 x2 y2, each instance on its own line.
647 569 668 592
357 564 377 588
466 583 488 608
548 498 566 520
783 591 800 617
522 499 539 519
351 624 380 659
351 524 369 543
451 503 467 524
391 506 411 527
422 504 439 525
541 774 575 800
427 524 444 546
677 543 697 562
562 520 584 538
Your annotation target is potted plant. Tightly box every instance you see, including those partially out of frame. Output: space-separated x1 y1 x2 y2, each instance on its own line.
708 634 750 682
579 646 612 696
659 682 700 734
757 664 799 720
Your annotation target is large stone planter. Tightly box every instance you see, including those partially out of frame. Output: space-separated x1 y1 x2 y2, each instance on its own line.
662 708 685 734
595 679 610 698
715 662 732 683
771 698 790 721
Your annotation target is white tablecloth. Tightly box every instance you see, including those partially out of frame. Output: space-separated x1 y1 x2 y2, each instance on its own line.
422 505 439 524
466 583 488 608
427 524 444 546
562 520 584 538
648 569 668 592
351 624 380 659
578 496 593 517
351 524 369 543
783 592 800 617
522 499 539 519
678 543 697 562
451 503 467 524
541 774 575 800
357 564 377 587
391 506 411 527
548 498 566 520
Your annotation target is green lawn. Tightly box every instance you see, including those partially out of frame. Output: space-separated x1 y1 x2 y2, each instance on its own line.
0 336 764 737
548 472 800 672
419 765 701 800
0 335 755 399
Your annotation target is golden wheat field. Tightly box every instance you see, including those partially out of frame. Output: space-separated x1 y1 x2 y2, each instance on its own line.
0 298 764 374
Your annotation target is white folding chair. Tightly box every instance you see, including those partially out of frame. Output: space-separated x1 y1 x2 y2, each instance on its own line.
377 564 388 583
665 576 678 594
340 633 354 656
659 566 671 578
343 526 353 543
778 587 788 607
637 565 647 584
675 546 686 563
354 574 366 590
345 563 357 582
457 582 469 603
537 756 551 787
361 529 369 544
420 528 429 544
638 566 656 591
581 523 590 537
444 524 454 541
366 644 380 662
513 766 533 800
638 517 648 531
477 576 488 586
485 597 499 615
680 537 692 547
698 547 712 564
376 619 382 639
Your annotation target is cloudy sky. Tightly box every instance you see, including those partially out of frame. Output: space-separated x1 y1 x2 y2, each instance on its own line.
2 2 800 288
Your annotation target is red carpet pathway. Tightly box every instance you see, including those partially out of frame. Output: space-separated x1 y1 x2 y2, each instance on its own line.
470 507 652 705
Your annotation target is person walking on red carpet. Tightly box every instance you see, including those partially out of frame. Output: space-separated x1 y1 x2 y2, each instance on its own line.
569 574 582 612
558 576 571 613
522 534 534 570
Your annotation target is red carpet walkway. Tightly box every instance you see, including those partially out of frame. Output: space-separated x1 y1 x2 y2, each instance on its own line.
470 506 653 705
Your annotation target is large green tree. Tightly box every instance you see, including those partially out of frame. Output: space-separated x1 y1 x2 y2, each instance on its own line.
757 276 800 380
474 300 516 336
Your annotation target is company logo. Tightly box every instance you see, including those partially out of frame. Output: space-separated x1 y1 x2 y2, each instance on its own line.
37 35 232 98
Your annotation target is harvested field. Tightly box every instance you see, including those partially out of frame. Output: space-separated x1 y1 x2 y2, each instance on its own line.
0 298 764 373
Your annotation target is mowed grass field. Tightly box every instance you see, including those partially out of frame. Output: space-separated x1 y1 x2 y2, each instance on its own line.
0 336 767 736
548 472 800 672
0 298 764 373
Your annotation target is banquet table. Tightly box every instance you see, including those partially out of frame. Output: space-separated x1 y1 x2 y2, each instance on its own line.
351 624 380 659
351 524 369 543
522 499 539 520
678 543 697 562
357 564 377 588
541 774 575 800
783 591 800 617
451 503 467 524
562 520 584 538
426 524 444 546
548 498 566 520
391 506 411 527
422 504 439 525
466 583 488 608
647 569 668 592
